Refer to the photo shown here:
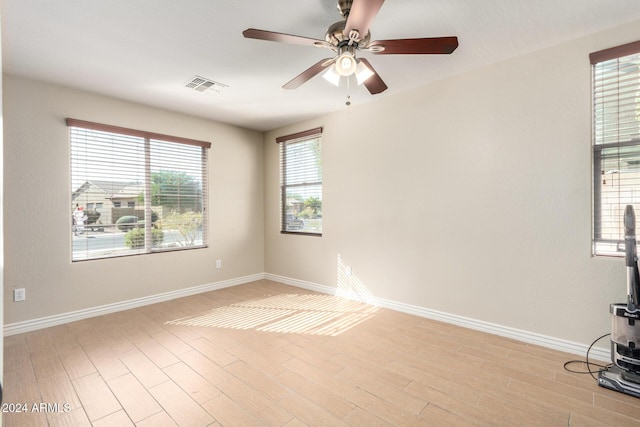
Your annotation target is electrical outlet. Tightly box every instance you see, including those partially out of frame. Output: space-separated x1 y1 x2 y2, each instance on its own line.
216 259 222 269
14 288 26 302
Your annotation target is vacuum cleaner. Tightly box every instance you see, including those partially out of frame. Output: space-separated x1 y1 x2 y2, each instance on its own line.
598 205 640 397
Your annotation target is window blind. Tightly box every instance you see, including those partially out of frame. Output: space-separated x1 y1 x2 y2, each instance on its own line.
592 42 640 256
278 128 323 236
68 119 209 261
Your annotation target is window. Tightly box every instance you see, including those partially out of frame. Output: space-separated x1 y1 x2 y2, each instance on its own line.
592 41 640 256
277 128 323 235
68 119 210 261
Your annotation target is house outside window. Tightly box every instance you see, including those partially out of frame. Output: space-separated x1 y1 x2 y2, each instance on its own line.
591 41 640 256
69 119 210 261
277 128 323 236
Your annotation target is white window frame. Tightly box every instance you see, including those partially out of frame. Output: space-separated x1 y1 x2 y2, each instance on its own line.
277 127 323 236
68 119 210 261
591 41 640 256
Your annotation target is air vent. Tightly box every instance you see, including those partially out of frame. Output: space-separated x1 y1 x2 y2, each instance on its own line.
185 75 228 94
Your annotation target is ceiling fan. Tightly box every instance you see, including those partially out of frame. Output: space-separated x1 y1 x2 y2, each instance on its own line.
243 0 458 95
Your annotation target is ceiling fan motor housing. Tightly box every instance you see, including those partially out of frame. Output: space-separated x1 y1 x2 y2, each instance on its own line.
325 21 371 49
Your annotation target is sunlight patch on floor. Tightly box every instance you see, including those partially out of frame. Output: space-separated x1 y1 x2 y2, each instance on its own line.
166 293 379 336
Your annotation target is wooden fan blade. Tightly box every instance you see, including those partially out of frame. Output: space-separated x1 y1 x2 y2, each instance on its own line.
283 58 334 90
358 58 387 94
344 0 385 38
370 37 458 54
243 28 324 47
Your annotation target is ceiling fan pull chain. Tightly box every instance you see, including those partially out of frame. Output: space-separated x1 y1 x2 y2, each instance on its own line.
346 77 352 106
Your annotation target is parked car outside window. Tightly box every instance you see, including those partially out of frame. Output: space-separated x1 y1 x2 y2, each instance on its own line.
285 214 304 230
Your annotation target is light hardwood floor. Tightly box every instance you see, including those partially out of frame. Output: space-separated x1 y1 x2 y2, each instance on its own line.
3 279 640 426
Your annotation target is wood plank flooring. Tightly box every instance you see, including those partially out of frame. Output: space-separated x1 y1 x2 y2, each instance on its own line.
3 279 640 426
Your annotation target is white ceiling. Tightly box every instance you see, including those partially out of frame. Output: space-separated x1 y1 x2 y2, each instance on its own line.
3 0 640 132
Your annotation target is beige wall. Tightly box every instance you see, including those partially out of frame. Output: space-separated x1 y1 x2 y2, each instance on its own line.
264 20 640 348
3 75 264 324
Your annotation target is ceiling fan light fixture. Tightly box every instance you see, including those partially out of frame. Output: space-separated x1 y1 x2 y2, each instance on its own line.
355 60 374 85
335 51 357 76
322 65 341 86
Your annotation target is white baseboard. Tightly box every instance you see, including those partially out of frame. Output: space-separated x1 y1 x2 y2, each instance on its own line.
264 273 611 362
4 271 612 363
4 273 266 336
